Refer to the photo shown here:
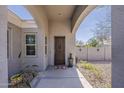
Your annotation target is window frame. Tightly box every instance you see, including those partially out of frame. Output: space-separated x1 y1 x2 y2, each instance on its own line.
7 27 12 59
24 32 37 57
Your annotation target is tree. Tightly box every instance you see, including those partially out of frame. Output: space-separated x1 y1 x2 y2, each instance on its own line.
87 37 99 47
76 40 84 47
92 6 111 45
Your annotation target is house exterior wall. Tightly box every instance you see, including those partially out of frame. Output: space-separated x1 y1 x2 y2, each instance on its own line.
0 6 8 88
21 28 45 71
8 23 22 77
7 24 47 74
26 6 49 70
112 5 124 87
7 6 49 71
48 20 75 66
76 46 111 61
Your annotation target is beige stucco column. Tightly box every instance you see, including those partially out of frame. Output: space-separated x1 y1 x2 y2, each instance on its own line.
0 6 8 87
112 5 124 88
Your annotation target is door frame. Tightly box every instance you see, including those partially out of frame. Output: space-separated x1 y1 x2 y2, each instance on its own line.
54 36 65 65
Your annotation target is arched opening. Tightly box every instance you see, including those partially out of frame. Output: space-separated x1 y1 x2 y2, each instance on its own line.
75 6 111 88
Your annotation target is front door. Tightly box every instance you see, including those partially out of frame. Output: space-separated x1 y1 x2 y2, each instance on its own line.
54 37 65 65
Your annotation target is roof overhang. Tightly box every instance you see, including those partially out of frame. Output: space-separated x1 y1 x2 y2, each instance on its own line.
43 5 76 21
8 10 37 28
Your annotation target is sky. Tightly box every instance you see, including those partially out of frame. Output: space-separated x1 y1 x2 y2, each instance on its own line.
76 6 111 43
8 5 33 20
8 5 111 43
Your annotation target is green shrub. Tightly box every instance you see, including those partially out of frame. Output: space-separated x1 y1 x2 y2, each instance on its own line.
80 61 102 79
10 73 23 86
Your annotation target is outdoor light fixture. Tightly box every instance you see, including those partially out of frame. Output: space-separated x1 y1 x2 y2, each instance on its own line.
58 13 62 15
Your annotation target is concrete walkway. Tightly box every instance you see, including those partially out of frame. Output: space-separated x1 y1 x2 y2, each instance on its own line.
34 67 83 88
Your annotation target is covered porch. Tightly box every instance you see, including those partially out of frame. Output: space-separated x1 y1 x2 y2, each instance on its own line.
31 66 92 88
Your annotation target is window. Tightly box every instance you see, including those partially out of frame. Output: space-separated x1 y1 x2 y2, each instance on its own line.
7 27 12 59
25 33 36 56
7 28 10 58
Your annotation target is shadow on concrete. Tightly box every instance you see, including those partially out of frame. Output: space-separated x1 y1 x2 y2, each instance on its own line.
35 67 83 88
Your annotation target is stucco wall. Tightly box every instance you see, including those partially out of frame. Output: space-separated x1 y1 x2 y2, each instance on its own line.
112 5 124 87
21 28 46 71
26 6 49 70
105 46 111 60
48 20 75 66
0 6 8 88
8 23 22 77
7 5 49 72
76 46 111 61
8 24 47 73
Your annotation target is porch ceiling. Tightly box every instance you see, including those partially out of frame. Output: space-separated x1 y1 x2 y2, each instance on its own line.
43 5 76 21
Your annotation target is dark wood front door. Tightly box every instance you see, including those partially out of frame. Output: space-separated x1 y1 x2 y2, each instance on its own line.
54 37 65 65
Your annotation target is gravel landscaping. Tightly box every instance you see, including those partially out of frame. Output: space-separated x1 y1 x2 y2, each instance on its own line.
9 65 39 88
77 60 111 88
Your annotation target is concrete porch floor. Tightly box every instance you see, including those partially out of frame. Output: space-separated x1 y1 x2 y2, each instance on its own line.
33 67 84 88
